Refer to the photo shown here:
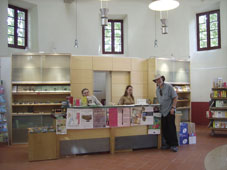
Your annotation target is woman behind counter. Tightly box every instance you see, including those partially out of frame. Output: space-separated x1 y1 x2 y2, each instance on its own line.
118 85 135 105
81 88 102 106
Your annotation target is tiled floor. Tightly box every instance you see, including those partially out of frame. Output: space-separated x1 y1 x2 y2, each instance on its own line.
0 125 227 170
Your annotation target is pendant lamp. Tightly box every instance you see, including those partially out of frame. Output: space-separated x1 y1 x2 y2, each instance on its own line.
149 0 179 11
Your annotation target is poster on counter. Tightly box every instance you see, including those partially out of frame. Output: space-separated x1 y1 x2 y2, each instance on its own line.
66 108 80 129
131 107 142 125
117 108 131 127
108 108 118 127
56 119 67 134
80 109 93 129
93 108 106 128
141 111 153 125
141 106 154 125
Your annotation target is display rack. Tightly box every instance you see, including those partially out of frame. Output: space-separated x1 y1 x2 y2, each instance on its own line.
0 83 9 144
208 87 227 136
171 83 191 121
11 53 71 143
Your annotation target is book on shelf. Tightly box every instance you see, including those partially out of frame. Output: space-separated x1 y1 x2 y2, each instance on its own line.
213 120 227 128
215 101 227 107
212 111 227 118
173 85 190 92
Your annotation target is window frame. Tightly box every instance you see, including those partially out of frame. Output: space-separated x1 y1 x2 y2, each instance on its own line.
196 10 221 51
8 4 28 49
102 19 124 54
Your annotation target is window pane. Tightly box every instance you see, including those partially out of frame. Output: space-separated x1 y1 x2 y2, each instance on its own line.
105 29 111 37
8 35 14 45
210 13 217 22
210 30 218 38
200 40 207 48
210 38 218 47
105 37 111 45
114 45 122 52
199 32 207 40
106 22 111 29
199 15 206 24
115 37 121 45
8 26 14 35
18 37 25 46
18 10 25 20
18 20 25 29
105 45 112 52
7 17 14 26
114 22 121 30
210 22 217 30
8 8 14 17
17 28 25 37
115 30 121 37
199 24 206 32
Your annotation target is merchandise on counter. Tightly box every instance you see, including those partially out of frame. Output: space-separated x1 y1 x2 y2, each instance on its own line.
28 126 55 133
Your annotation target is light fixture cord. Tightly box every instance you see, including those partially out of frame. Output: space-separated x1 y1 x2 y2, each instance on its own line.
75 0 78 39
155 11 156 40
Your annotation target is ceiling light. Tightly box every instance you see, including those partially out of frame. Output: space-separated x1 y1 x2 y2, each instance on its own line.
149 0 179 11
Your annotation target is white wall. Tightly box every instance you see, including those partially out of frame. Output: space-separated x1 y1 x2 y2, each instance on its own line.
0 0 226 104
189 0 227 102
0 0 8 57
1 0 191 59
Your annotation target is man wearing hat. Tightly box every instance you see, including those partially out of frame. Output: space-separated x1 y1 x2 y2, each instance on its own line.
153 74 178 152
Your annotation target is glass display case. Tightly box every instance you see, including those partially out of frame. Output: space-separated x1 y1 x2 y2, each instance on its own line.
148 57 191 121
11 53 71 143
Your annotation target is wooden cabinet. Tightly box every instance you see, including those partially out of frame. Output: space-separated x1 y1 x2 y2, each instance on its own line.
28 132 57 161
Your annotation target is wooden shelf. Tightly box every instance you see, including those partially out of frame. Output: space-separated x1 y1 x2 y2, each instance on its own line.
177 99 190 102
12 92 71 95
12 103 62 106
12 113 52 116
210 128 227 131
211 97 227 100
212 88 227 90
12 81 70 85
0 120 7 123
167 82 190 85
209 117 227 120
210 107 227 111
176 91 190 94
176 106 190 110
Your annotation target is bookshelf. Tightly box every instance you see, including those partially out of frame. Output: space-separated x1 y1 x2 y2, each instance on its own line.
208 86 227 136
11 53 71 143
